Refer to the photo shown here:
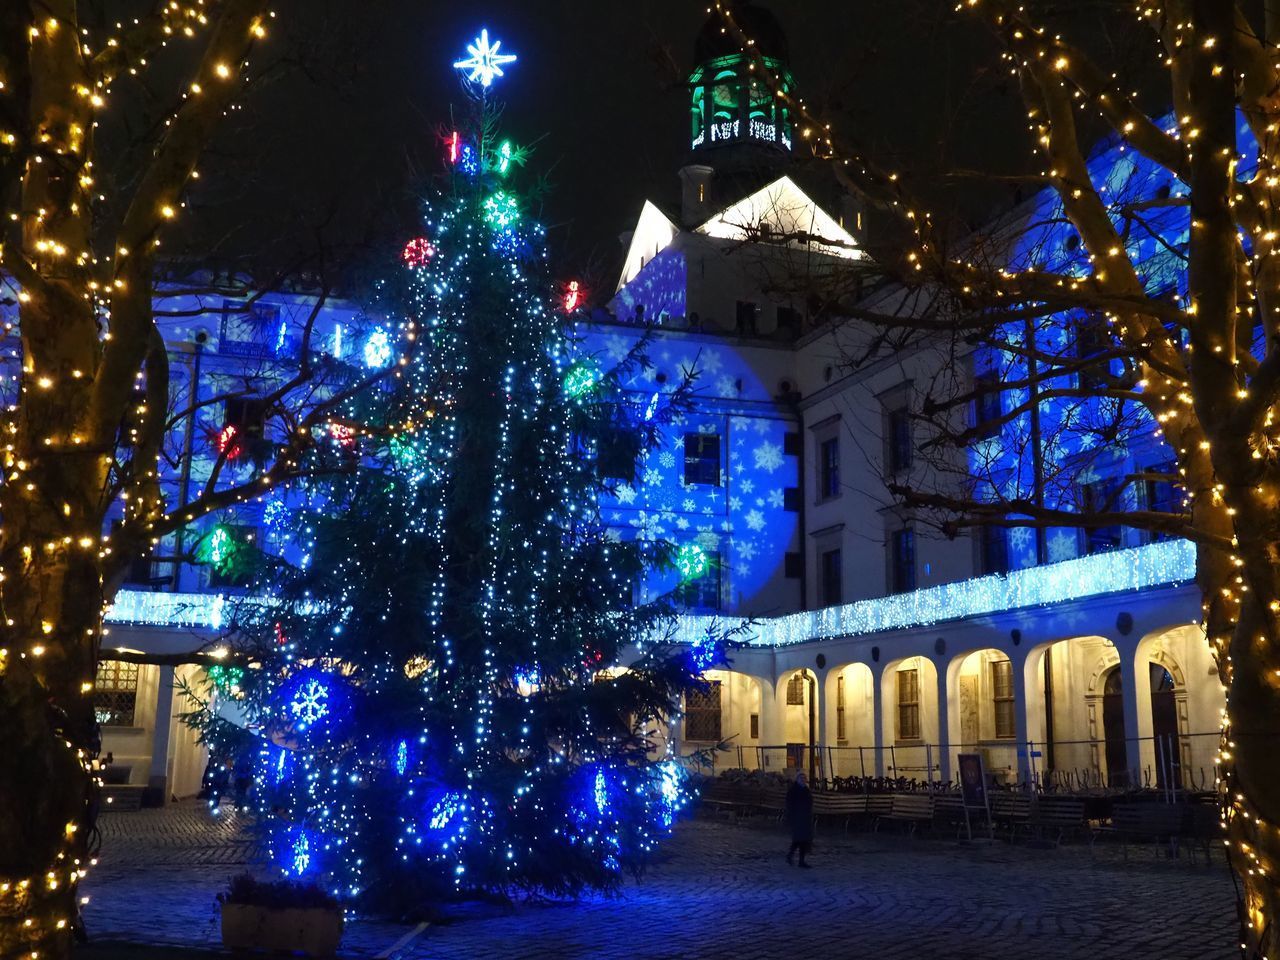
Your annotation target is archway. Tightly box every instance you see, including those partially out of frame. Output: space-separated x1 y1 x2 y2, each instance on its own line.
1136 624 1221 792
946 648 1018 785
878 656 940 783
824 663 874 778
1022 635 1126 790
1149 664 1180 790
775 668 819 780
683 669 764 772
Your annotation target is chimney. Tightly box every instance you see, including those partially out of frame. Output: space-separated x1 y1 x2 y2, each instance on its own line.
679 164 716 228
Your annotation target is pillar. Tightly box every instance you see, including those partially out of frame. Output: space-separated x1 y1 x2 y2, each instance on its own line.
1120 643 1143 787
871 664 885 777
758 678 781 770
935 662 951 784
1012 653 1032 784
148 665 176 801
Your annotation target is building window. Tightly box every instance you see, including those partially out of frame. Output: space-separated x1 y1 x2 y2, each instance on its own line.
836 674 847 742
972 371 1002 439
1075 316 1112 390
820 547 842 607
222 396 268 459
684 681 722 741
885 404 912 473
735 300 758 333
786 673 806 705
683 432 721 486
95 660 140 727
889 527 916 593
776 305 802 334
220 300 281 358
750 713 759 739
992 658 1016 740
897 667 921 741
980 525 1009 575
1081 478 1123 555
818 436 840 500
679 551 721 611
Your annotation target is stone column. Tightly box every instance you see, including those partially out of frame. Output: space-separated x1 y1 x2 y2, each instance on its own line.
871 664 886 778
1011 653 1033 785
935 662 951 785
1119 643 1144 787
148 665 176 802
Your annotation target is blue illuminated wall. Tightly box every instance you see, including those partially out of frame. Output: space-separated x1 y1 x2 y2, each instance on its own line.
576 321 800 616
968 113 1259 569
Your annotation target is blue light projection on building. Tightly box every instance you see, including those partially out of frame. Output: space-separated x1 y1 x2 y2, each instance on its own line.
968 113 1259 570
575 321 798 613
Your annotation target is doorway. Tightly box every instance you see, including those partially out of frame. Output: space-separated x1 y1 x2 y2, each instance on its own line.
1150 664 1181 789
1101 667 1128 787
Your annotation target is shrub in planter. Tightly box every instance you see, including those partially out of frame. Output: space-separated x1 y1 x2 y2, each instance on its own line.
218 873 343 957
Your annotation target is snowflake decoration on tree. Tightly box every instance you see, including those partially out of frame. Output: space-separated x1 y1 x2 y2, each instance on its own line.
453 29 517 89
290 679 330 727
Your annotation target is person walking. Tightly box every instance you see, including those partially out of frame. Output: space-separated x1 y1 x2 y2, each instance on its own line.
785 771 814 867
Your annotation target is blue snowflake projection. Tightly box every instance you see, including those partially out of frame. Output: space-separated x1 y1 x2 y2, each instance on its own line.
454 29 517 88
290 679 330 727
363 327 393 369
673 543 709 581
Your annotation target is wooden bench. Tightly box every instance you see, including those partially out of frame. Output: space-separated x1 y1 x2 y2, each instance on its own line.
863 793 893 827
1026 796 1087 846
932 794 966 838
990 792 1032 836
875 794 935 835
812 792 867 833
1092 803 1187 859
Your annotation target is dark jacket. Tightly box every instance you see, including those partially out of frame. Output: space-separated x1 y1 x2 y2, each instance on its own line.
785 780 814 841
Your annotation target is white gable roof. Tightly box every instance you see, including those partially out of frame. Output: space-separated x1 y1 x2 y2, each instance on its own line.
617 200 679 291
696 175 862 260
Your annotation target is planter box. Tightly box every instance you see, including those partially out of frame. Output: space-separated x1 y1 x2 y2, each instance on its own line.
221 903 343 957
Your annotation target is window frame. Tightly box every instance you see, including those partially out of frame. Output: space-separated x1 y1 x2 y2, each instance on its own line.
95 659 140 727
896 667 921 741
991 658 1016 740
818 435 841 501
683 432 722 487
889 526 916 594
819 546 842 607
684 681 723 742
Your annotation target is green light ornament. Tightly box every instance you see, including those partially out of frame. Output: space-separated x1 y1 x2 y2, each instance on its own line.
674 543 710 581
563 359 601 399
208 664 245 693
483 191 520 229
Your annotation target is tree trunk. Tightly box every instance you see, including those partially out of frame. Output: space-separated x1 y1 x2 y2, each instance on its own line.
0 290 110 957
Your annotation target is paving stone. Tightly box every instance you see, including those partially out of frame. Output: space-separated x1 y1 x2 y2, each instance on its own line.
80 802 1238 959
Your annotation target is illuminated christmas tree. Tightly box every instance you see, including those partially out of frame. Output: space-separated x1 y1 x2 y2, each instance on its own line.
222 29 708 912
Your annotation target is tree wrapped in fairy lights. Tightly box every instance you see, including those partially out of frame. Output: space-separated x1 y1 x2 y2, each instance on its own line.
225 29 710 911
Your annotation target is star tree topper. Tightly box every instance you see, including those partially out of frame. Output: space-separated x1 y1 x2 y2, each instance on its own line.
454 29 517 88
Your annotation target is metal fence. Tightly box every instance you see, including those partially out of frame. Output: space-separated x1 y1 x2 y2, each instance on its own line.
684 730 1220 799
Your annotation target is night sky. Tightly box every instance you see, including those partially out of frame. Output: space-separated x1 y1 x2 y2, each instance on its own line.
185 0 1127 288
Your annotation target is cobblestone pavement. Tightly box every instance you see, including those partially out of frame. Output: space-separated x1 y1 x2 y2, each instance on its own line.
81 802 1239 960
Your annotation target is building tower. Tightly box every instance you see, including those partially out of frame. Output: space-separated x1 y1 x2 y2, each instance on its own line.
681 1 797 226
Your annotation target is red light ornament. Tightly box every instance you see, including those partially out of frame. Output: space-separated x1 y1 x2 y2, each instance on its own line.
216 423 242 460
562 279 583 313
402 237 435 268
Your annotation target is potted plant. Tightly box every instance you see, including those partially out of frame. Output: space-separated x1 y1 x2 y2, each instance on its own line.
218 873 343 957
